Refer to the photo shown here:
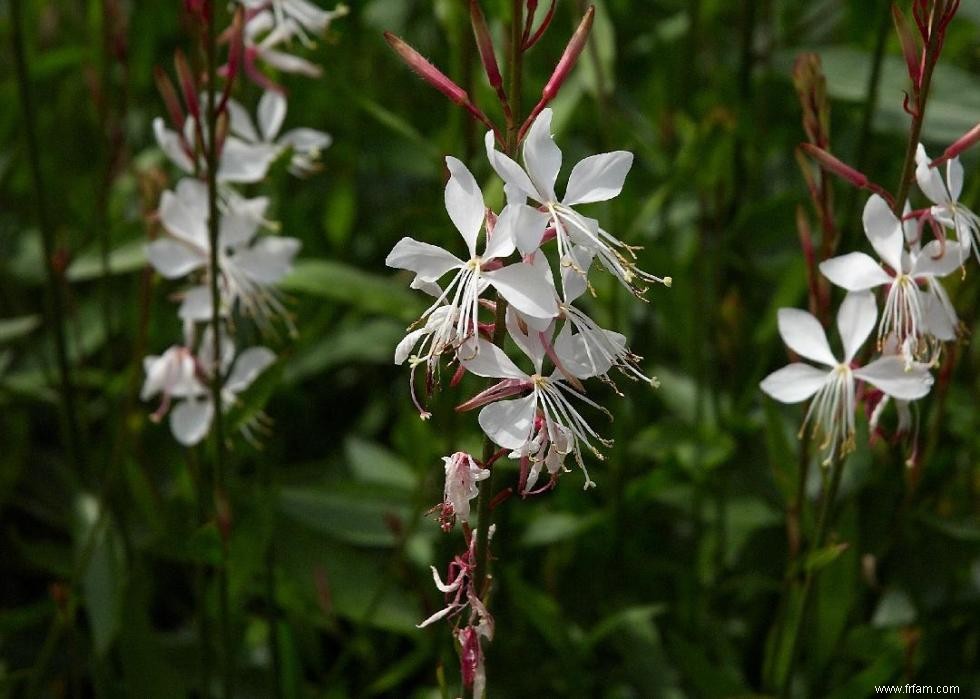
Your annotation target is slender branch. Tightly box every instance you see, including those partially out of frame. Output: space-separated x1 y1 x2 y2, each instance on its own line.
204 5 234 697
10 0 83 469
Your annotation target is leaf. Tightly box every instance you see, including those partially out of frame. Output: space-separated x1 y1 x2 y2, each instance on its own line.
279 259 422 320
67 239 148 282
346 437 417 490
283 318 404 384
0 315 41 344
279 486 408 547
803 542 850 573
74 493 126 657
520 510 603 547
586 604 667 649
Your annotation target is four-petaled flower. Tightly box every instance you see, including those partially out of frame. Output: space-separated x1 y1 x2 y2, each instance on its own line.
760 291 933 464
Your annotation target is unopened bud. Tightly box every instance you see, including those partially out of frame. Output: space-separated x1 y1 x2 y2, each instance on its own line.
174 49 200 118
930 122 980 167
892 5 922 90
154 66 185 129
801 143 895 205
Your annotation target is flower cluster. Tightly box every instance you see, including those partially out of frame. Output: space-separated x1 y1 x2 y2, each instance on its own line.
761 150 975 464
389 108 669 502
142 1 344 445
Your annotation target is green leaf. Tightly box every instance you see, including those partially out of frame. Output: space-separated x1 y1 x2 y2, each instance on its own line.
283 318 404 384
67 239 147 282
279 485 409 547
280 259 422 320
74 493 126 657
0 315 41 344
803 542 850 573
346 437 417 490
520 510 603 547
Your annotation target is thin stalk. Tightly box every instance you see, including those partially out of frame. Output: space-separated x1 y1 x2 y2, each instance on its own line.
467 5 524 697
891 9 945 217
777 455 845 698
205 6 234 698
10 0 83 468
262 453 282 699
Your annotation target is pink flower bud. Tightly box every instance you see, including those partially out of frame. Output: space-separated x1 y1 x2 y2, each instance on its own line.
801 143 895 206
522 0 557 51
930 122 980 167
892 5 922 89
521 6 594 139
174 49 200 119
154 66 185 130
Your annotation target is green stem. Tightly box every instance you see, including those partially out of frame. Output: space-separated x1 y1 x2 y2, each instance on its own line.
205 6 233 698
777 455 845 698
466 6 524 698
10 0 83 469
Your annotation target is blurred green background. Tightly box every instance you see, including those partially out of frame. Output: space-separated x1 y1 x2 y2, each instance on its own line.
1 0 979 696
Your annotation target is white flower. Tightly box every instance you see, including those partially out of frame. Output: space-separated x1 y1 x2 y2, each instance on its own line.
386 156 559 353
819 195 964 361
484 108 669 297
152 116 279 184
147 178 301 329
242 10 324 90
227 91 332 176
142 330 276 447
239 0 347 45
760 291 934 464
554 245 654 386
441 452 490 523
461 310 611 489
915 143 980 259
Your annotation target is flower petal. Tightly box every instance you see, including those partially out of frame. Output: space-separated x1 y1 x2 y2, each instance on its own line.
159 186 209 249
863 194 904 272
460 338 527 380
146 239 205 279
777 308 836 366
478 393 537 450
217 137 279 183
946 156 963 201
819 252 892 291
153 117 194 173
854 356 933 401
444 156 485 257
911 239 965 278
837 290 877 363
493 204 548 257
226 346 276 393
385 237 462 281
225 98 260 142
170 398 214 447
561 245 595 303
485 131 540 201
233 236 301 284
563 151 634 206
484 262 559 321
760 363 829 403
915 144 949 205
522 108 561 203
178 285 214 321
395 328 428 365
258 90 287 141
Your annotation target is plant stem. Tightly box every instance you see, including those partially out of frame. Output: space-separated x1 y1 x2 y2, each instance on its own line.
777 455 845 698
467 4 524 697
10 0 83 470
891 7 945 218
204 5 233 697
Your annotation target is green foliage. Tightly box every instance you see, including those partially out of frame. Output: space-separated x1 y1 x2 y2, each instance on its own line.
0 0 978 697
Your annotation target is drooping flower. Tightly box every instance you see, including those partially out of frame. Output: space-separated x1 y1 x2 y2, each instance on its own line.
760 291 934 464
227 90 333 176
441 452 490 524
240 10 324 92
238 0 348 45
915 143 980 259
818 194 964 361
147 178 301 329
386 156 559 358
485 108 670 297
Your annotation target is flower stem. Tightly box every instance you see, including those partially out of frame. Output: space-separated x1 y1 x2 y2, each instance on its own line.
466 4 524 697
891 4 945 217
10 0 83 470
204 5 233 697
776 454 845 697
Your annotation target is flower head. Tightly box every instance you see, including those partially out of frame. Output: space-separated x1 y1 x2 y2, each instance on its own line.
760 291 934 464
916 143 980 260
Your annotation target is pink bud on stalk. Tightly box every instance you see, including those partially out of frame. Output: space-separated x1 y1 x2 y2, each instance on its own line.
174 49 200 119
522 0 557 51
520 6 594 141
892 4 921 89
469 0 511 121
154 66 185 130
930 122 980 167
384 32 502 144
800 143 896 207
